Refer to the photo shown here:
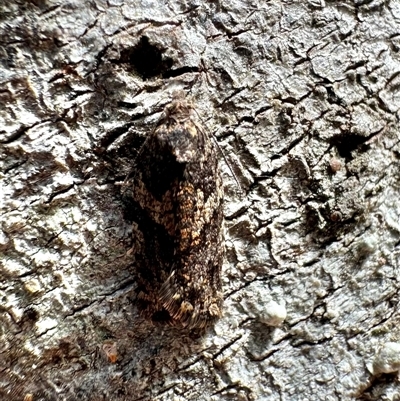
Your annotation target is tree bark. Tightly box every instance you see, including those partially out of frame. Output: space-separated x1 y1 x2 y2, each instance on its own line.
1 1 400 400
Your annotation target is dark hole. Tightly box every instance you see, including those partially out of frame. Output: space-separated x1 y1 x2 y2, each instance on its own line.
119 36 173 79
357 372 398 400
23 307 39 322
330 133 369 160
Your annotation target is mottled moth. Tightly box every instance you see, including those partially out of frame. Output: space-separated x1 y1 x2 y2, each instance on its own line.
131 96 224 329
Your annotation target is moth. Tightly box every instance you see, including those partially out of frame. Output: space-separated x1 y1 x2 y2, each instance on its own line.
130 96 224 329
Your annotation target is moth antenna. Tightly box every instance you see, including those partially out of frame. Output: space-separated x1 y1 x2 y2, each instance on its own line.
211 133 241 190
121 134 151 194
123 99 167 190
193 106 241 190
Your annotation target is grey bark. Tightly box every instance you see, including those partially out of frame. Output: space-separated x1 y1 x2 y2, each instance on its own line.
1 0 400 400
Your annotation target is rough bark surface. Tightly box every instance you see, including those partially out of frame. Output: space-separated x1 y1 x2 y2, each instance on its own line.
1 1 400 400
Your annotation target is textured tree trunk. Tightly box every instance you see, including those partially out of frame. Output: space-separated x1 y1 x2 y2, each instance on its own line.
1 1 400 400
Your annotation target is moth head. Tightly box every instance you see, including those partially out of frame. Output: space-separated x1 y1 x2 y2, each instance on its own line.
155 123 199 163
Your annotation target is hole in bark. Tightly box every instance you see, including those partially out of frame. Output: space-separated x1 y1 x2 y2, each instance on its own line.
357 371 398 400
23 307 39 322
330 133 369 160
120 36 173 79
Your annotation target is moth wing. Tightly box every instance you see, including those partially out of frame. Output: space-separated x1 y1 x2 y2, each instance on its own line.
158 271 199 327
